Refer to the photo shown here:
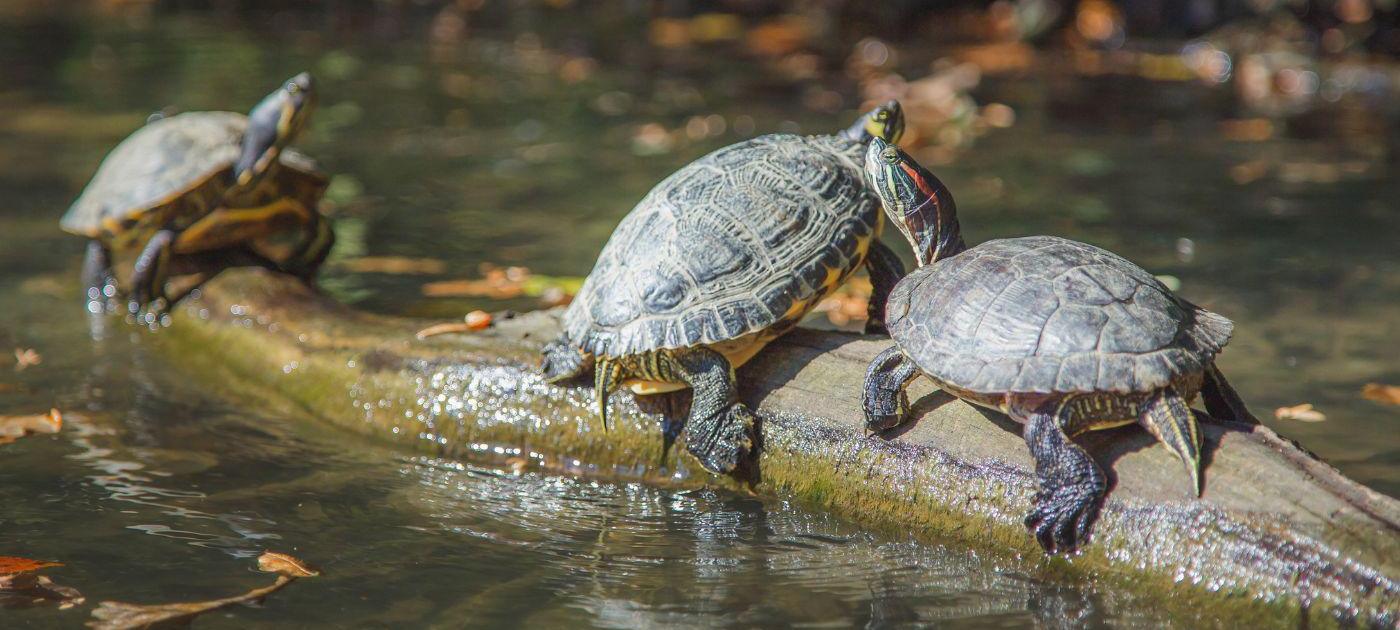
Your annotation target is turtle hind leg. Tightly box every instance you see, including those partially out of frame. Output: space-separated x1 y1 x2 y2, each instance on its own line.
80 241 114 305
1200 363 1259 425
668 347 756 474
862 345 920 433
285 208 335 282
1139 386 1203 496
862 239 906 335
540 336 589 382
1015 399 1107 555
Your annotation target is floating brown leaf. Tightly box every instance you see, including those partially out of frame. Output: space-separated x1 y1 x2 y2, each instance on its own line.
256 551 320 578
0 557 62 574
1274 403 1327 423
1361 383 1400 406
88 552 318 629
0 408 62 445
13 348 40 371
0 557 83 610
337 256 447 275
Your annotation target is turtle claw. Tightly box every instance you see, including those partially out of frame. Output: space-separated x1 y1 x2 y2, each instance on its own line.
1023 482 1104 555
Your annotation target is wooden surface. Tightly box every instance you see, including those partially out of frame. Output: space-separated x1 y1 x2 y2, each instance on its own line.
162 270 1400 627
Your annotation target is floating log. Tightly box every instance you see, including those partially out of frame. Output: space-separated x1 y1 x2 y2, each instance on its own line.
160 270 1398 627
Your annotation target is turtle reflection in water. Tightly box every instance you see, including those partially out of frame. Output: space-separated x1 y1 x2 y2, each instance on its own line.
541 102 908 475
861 138 1258 554
61 73 334 321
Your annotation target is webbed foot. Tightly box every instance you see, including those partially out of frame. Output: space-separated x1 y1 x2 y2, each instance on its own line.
1023 467 1105 555
862 345 918 434
685 402 756 474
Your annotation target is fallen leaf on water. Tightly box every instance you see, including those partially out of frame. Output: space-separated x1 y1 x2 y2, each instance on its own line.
422 264 583 304
88 552 318 629
1361 383 1400 406
0 557 83 609
0 557 62 574
1274 403 1327 423
337 256 447 275
257 551 320 578
13 348 40 371
0 409 62 445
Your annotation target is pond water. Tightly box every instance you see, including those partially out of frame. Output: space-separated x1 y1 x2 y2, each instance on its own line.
0 4 1396 628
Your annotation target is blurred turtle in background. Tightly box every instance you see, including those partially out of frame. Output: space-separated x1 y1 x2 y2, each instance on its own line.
61 72 333 321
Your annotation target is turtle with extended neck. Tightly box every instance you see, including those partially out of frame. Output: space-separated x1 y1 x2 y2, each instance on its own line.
860 138 1257 554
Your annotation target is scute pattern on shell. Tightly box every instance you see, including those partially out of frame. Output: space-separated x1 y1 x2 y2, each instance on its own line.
888 236 1233 395
565 133 877 357
61 112 250 236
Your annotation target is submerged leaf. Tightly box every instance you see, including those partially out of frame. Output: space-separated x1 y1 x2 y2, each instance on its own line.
0 558 82 610
0 408 62 445
337 256 447 275
13 348 41 371
1361 383 1400 406
257 551 320 578
1274 403 1326 423
89 552 318 629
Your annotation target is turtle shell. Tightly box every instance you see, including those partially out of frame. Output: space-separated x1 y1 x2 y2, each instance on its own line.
887 235 1233 395
61 112 244 237
60 111 322 238
564 133 878 357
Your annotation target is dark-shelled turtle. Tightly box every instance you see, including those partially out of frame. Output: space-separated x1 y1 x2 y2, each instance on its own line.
860 138 1257 554
61 72 334 319
540 102 908 474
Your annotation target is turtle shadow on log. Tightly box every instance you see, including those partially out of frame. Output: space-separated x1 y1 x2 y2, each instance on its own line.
964 405 1230 497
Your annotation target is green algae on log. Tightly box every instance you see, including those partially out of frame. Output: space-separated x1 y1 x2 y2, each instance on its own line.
160 270 1398 627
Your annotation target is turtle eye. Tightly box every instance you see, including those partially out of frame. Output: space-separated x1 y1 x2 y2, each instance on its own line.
286 82 300 94
880 147 899 164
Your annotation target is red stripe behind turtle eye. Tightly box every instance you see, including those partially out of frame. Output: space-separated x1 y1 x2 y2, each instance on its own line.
898 162 935 201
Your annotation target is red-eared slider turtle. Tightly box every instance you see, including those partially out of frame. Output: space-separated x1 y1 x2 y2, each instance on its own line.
61 73 334 319
541 102 908 474
861 138 1258 554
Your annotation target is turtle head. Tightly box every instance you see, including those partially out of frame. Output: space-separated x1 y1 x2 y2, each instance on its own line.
865 137 964 267
234 72 317 188
842 100 905 145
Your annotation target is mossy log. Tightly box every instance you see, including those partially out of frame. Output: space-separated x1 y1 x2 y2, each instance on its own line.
161 270 1398 627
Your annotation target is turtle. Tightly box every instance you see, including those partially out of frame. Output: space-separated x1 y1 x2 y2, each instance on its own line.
540 101 909 475
61 72 334 319
859 138 1258 554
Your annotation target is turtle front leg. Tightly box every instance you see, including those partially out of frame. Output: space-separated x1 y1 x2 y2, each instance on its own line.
1138 386 1203 496
1200 363 1259 425
862 239 905 335
80 241 115 306
862 345 920 433
128 229 176 318
667 347 756 474
1014 398 1107 555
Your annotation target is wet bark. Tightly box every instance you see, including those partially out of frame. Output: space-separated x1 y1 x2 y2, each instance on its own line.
162 270 1399 627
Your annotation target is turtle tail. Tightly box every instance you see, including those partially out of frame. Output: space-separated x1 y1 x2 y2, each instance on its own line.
1138 387 1203 496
